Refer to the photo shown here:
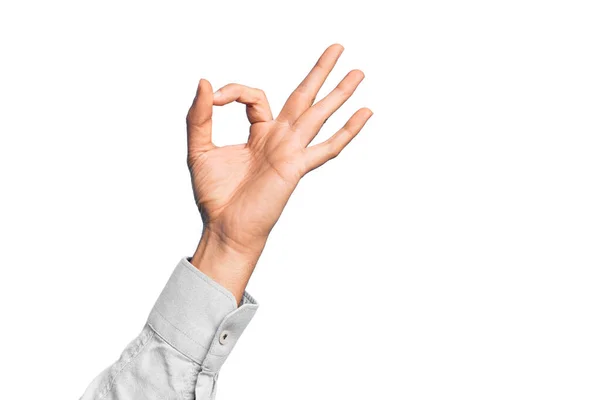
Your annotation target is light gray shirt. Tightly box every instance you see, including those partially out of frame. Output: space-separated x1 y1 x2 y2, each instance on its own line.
80 256 259 400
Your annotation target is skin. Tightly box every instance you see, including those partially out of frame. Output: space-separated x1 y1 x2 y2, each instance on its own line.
187 44 373 304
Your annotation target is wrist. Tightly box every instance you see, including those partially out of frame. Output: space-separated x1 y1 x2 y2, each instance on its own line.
190 226 266 305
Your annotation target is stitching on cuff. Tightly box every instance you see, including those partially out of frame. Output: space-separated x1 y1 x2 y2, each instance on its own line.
151 308 210 350
147 322 203 366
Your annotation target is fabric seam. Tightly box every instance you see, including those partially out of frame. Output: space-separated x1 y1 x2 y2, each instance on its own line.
151 309 210 350
98 327 155 399
147 321 204 366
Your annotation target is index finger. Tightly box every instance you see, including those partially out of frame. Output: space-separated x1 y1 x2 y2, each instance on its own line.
276 44 344 125
213 83 273 124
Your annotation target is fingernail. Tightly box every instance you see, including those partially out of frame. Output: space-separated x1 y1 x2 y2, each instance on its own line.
213 90 222 98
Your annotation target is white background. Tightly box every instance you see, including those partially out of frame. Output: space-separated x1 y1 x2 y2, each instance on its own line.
1 1 599 399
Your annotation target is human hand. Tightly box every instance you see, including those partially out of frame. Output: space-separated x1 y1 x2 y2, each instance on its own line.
186 44 372 302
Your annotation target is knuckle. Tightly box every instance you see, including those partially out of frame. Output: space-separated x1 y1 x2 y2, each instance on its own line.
327 143 340 158
314 59 327 72
340 126 352 137
335 85 352 97
296 82 310 94
254 88 267 101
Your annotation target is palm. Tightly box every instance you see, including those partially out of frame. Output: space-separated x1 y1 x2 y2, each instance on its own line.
189 123 301 246
186 44 373 253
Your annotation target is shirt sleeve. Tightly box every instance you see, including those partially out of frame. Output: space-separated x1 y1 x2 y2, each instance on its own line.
79 256 259 400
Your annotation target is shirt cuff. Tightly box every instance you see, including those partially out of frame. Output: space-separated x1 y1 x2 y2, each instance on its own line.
146 256 259 372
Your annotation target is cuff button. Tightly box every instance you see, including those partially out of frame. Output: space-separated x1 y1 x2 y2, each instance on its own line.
219 330 230 345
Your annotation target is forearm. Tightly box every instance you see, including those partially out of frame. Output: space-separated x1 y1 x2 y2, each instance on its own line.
191 225 267 305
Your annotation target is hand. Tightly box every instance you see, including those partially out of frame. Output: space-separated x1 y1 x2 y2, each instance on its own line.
186 44 373 302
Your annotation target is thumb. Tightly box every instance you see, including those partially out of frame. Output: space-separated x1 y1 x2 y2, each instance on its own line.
186 78 214 151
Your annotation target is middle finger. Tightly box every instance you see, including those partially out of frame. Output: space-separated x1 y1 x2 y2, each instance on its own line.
276 44 344 125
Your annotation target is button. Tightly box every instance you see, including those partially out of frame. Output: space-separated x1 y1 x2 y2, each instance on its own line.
219 330 230 345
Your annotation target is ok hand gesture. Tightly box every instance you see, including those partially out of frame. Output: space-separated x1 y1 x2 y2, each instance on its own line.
186 44 372 301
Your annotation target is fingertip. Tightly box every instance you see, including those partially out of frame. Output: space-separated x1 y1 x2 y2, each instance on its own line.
329 43 345 54
191 79 214 116
361 107 374 118
200 78 213 92
350 69 365 80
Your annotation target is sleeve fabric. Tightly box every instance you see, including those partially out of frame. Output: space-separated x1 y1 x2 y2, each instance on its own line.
80 256 259 400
